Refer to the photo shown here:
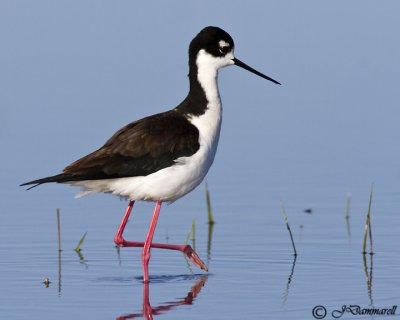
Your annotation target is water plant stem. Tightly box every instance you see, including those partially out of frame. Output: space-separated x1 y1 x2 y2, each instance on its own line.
345 192 351 220
56 208 61 252
191 219 196 250
362 187 374 254
280 203 297 256
75 231 88 252
205 181 215 225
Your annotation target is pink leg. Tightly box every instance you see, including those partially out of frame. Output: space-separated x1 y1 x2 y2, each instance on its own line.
142 201 162 283
114 201 208 282
143 281 152 319
114 200 135 246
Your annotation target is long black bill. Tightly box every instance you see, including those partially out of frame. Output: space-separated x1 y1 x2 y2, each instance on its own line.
233 58 281 85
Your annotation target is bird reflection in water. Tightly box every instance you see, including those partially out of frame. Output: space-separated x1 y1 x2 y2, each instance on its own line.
117 275 208 320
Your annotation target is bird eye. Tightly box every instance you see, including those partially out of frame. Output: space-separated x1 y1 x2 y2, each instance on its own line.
218 40 231 55
219 46 230 54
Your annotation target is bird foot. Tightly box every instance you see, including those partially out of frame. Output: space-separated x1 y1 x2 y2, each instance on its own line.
114 237 208 271
183 245 208 272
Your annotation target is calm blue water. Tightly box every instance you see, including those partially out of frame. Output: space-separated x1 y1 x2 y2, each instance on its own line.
1 164 399 319
1 1 400 319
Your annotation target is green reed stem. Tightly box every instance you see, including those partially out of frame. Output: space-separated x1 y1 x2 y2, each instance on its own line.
205 181 215 225
345 192 351 220
56 208 61 252
75 231 87 252
362 187 373 254
280 203 297 256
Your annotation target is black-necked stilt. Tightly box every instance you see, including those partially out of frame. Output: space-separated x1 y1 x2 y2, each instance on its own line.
21 26 280 282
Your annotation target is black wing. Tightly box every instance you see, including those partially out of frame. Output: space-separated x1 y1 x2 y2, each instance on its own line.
21 110 199 187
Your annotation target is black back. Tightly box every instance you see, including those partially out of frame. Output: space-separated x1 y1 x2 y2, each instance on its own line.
21 110 200 186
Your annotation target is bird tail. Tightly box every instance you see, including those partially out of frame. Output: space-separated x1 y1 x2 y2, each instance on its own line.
20 173 72 190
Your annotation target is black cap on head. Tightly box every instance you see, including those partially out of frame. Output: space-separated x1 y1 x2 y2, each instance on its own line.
189 26 234 59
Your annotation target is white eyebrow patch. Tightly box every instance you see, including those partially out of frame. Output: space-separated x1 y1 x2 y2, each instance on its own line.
218 40 230 48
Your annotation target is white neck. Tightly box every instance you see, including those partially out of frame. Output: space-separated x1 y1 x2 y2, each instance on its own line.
196 49 222 107
192 49 223 149
189 49 225 166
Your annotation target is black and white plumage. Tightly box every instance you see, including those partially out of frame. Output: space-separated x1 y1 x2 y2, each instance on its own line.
21 26 280 202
